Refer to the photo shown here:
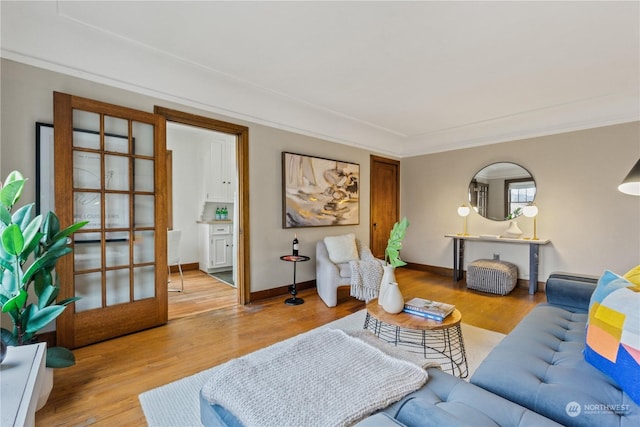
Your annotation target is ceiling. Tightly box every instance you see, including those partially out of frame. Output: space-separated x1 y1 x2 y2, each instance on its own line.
2 1 639 157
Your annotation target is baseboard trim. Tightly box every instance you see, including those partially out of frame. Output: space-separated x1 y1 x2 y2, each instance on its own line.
250 279 316 302
169 262 199 273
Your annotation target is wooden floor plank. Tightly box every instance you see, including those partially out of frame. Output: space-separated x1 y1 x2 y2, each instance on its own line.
35 268 545 426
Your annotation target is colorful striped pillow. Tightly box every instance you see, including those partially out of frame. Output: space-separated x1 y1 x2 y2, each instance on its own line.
584 270 640 404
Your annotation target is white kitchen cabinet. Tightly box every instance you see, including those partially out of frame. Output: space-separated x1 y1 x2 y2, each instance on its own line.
199 223 233 272
204 140 235 203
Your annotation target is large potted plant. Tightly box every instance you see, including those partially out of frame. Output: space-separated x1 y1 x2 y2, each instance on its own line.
0 170 87 371
379 217 409 305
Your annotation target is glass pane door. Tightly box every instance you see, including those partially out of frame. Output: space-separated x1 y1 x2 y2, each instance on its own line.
54 92 167 349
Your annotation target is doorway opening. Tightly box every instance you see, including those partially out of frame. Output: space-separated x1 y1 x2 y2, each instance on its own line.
155 106 250 319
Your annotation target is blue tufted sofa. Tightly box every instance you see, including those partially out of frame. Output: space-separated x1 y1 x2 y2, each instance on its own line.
355 273 640 426
202 273 640 426
469 273 640 426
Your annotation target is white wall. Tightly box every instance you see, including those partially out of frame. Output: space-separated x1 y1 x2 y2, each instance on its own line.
401 122 640 281
165 124 204 264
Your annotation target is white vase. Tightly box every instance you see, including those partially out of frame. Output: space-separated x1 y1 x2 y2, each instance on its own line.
505 220 523 237
378 265 396 305
381 282 404 314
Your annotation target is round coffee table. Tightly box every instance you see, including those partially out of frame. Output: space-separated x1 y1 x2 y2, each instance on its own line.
364 299 469 378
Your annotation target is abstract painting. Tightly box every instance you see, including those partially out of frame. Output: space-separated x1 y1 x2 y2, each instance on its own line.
282 152 359 228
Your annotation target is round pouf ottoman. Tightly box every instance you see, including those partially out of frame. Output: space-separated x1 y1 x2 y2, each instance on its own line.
467 259 518 295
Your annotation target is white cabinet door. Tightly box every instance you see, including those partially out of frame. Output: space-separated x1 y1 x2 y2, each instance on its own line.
211 235 232 268
204 140 235 203
200 224 233 272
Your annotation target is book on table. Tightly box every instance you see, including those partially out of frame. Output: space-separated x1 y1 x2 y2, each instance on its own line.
402 307 448 321
403 297 455 320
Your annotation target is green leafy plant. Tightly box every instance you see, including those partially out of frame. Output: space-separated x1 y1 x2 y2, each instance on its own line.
0 171 87 368
385 217 410 268
506 207 522 220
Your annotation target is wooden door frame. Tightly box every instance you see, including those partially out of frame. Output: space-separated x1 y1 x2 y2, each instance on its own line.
154 107 250 304
370 155 400 254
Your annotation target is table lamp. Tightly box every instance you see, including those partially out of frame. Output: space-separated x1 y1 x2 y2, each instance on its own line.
457 204 470 236
523 203 539 240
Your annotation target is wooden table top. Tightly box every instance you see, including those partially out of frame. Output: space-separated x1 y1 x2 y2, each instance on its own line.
366 299 461 331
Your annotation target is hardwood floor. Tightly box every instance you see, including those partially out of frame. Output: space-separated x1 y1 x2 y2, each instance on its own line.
168 270 237 320
35 268 546 426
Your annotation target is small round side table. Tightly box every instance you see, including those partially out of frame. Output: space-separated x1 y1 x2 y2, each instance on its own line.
280 255 310 305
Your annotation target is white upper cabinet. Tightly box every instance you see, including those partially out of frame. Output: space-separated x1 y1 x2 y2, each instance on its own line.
204 139 236 203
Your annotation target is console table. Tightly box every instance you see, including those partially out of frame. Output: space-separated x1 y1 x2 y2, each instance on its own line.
445 235 550 294
0 342 47 427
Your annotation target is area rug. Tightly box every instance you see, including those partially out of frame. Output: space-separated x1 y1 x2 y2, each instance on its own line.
139 310 505 427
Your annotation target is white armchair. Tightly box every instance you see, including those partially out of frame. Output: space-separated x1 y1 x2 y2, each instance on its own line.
316 239 353 307
316 235 383 307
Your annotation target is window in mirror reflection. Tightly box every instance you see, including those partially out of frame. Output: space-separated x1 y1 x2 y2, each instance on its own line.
507 179 536 219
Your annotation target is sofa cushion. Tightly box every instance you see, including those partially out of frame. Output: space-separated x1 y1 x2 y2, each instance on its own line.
584 270 640 405
323 233 359 263
383 368 561 426
471 303 640 426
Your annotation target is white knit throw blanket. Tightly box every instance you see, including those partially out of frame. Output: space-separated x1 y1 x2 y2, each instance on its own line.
349 243 383 302
200 329 429 427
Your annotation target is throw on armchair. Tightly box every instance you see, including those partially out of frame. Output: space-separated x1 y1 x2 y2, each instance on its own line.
316 234 383 307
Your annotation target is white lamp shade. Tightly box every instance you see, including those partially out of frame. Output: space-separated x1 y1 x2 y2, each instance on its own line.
457 205 470 217
619 159 640 196
523 204 538 218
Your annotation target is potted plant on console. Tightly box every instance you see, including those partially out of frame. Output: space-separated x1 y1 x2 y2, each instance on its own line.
0 171 87 408
379 217 409 310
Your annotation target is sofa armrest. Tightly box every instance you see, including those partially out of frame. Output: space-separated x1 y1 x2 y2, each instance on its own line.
545 272 598 313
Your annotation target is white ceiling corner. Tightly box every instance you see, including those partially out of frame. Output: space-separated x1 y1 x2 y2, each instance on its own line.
2 1 639 157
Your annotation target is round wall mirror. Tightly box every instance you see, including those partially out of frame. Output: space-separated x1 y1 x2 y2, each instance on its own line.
468 162 536 221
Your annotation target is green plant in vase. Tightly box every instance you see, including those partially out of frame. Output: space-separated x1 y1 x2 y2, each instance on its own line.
385 216 410 267
0 171 87 367
379 217 410 308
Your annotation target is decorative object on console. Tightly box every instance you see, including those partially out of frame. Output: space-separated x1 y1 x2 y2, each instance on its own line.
504 220 523 237
584 270 640 405
522 203 539 240
381 282 405 314
618 158 640 196
457 204 470 236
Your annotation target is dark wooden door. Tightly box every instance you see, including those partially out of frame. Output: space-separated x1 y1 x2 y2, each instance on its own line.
370 156 400 260
54 92 168 348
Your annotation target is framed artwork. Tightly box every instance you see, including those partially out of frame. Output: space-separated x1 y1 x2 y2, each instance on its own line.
36 122 54 216
282 152 359 228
